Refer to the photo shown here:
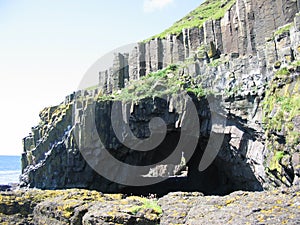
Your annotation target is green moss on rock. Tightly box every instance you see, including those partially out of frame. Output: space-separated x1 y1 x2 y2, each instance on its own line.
144 0 236 42
263 64 300 185
273 23 293 37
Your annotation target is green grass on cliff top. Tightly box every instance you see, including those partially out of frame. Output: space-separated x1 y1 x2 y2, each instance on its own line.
144 0 236 42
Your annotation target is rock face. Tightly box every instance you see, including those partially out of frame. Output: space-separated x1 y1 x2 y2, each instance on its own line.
158 187 300 225
1 188 299 225
21 0 300 195
99 0 300 94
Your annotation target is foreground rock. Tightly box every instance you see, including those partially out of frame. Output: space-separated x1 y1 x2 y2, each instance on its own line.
159 188 300 224
0 188 299 224
0 189 160 225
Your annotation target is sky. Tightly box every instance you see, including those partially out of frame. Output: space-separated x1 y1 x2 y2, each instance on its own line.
0 0 203 156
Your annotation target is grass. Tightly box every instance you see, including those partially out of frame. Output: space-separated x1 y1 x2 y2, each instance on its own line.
97 64 184 102
196 44 209 58
147 64 178 78
186 87 206 98
273 23 293 37
263 63 299 182
268 150 286 174
144 0 237 42
263 88 299 134
274 151 285 161
129 198 162 215
291 60 300 67
208 58 223 67
275 67 290 78
263 65 300 150
96 56 223 102
96 41 232 103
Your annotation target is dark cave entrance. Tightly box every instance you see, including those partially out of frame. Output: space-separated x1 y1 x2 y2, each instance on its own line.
119 132 235 197
118 130 264 197
94 98 263 197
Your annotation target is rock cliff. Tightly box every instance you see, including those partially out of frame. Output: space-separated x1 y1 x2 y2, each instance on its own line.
21 0 300 196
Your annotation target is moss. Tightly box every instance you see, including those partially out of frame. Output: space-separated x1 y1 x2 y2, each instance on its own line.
147 64 179 78
96 48 235 103
275 67 290 78
268 151 283 173
0 189 161 223
208 58 223 67
263 68 300 184
186 87 206 98
273 23 293 37
144 0 237 42
291 60 300 67
275 151 285 161
97 64 180 102
128 197 162 215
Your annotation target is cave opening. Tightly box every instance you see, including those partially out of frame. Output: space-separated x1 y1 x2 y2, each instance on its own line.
93 98 263 197
119 132 235 197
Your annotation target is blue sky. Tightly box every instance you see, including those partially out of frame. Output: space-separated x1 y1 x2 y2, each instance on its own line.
0 0 203 155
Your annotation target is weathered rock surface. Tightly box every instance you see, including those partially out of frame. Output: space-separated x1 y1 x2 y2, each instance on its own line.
20 0 300 197
159 187 300 225
0 188 299 224
0 189 161 225
99 0 300 94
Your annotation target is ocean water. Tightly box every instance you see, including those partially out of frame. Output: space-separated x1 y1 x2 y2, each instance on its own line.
0 155 21 185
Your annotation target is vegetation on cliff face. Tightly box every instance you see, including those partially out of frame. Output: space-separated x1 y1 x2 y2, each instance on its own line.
263 62 300 185
145 0 236 41
21 0 300 195
273 23 293 37
97 62 209 102
97 64 181 101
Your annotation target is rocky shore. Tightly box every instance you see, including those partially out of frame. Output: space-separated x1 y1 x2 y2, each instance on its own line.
0 187 299 225
10 0 300 224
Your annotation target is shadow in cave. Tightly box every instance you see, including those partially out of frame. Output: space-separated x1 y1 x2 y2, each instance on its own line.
120 131 264 197
93 97 263 197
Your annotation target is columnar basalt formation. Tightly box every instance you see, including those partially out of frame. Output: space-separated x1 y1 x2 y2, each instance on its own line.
98 0 300 95
21 0 300 194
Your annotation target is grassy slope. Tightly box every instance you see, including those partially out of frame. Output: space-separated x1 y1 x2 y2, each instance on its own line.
144 0 236 42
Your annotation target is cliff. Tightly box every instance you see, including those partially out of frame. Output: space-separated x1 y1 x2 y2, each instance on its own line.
20 0 300 196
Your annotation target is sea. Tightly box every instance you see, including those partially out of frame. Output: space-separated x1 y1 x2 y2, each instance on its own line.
0 155 21 185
